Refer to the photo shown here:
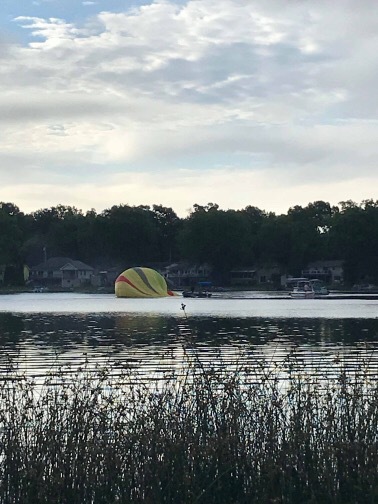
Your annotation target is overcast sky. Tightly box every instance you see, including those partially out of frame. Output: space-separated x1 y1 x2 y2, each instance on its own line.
1 0 377 216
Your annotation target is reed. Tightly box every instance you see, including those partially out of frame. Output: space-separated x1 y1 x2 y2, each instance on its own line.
0 340 377 502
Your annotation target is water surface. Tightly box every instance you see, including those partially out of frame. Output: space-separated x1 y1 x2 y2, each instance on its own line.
1 292 378 318
0 293 377 383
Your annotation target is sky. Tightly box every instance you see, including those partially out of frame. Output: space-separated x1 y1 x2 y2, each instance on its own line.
1 0 377 217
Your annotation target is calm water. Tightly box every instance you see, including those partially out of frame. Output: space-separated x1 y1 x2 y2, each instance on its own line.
0 292 377 382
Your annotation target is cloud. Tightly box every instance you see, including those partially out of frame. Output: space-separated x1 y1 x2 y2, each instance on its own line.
32 1 57 5
4 168 377 217
1 0 377 214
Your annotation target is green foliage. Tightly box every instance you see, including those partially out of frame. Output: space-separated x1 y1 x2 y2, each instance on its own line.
2 199 378 285
328 200 378 284
151 204 181 261
258 214 293 268
178 205 252 282
98 205 160 264
0 202 24 283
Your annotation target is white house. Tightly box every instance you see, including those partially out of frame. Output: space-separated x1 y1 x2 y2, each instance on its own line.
161 262 212 288
230 264 282 286
302 260 344 284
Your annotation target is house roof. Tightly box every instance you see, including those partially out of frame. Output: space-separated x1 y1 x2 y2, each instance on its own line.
31 257 94 272
164 262 211 271
306 260 344 269
231 269 256 273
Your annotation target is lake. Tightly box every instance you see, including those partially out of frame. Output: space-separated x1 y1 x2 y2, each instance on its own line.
0 292 377 382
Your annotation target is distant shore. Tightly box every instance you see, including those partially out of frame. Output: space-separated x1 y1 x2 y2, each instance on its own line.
2 285 378 298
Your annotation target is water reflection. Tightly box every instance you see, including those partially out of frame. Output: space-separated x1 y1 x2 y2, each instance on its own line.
0 313 377 382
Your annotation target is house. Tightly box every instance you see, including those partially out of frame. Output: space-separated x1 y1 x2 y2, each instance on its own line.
160 262 212 288
256 265 282 285
91 267 121 288
230 265 282 286
230 268 256 286
302 260 344 285
30 257 94 289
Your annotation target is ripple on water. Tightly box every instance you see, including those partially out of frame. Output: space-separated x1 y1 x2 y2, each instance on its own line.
0 311 377 383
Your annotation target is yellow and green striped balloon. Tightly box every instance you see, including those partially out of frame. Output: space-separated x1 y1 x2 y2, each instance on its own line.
115 267 176 298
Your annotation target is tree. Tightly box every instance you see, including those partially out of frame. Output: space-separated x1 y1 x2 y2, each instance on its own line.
98 205 160 265
258 214 293 271
26 205 85 262
179 204 250 283
329 201 378 284
240 205 267 264
0 202 21 217
151 205 181 262
0 203 24 284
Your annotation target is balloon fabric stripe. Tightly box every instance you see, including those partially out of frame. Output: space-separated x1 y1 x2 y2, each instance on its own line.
133 267 160 295
117 275 150 296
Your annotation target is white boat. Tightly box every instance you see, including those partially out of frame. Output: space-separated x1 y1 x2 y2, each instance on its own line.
287 277 329 299
310 279 329 296
289 279 315 299
32 286 49 293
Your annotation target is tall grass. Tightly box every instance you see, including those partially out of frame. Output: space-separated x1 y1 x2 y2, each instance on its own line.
0 326 377 503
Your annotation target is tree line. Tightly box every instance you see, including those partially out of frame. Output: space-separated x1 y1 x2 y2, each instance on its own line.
1 199 378 286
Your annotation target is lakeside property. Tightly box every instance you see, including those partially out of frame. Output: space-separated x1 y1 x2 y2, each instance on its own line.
2 199 378 292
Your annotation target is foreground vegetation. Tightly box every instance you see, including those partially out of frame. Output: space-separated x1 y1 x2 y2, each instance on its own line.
2 198 378 285
0 350 377 503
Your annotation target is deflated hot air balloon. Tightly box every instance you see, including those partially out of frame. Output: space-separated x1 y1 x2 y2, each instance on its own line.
115 267 176 298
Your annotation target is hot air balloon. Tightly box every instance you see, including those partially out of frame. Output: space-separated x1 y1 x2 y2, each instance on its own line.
115 267 176 298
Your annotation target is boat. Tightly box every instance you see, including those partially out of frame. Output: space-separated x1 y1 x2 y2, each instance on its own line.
182 280 213 298
309 279 329 296
289 279 315 299
287 277 329 299
32 286 49 293
182 290 212 298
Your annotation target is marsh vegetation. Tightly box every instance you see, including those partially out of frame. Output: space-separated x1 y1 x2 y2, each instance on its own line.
0 342 377 504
